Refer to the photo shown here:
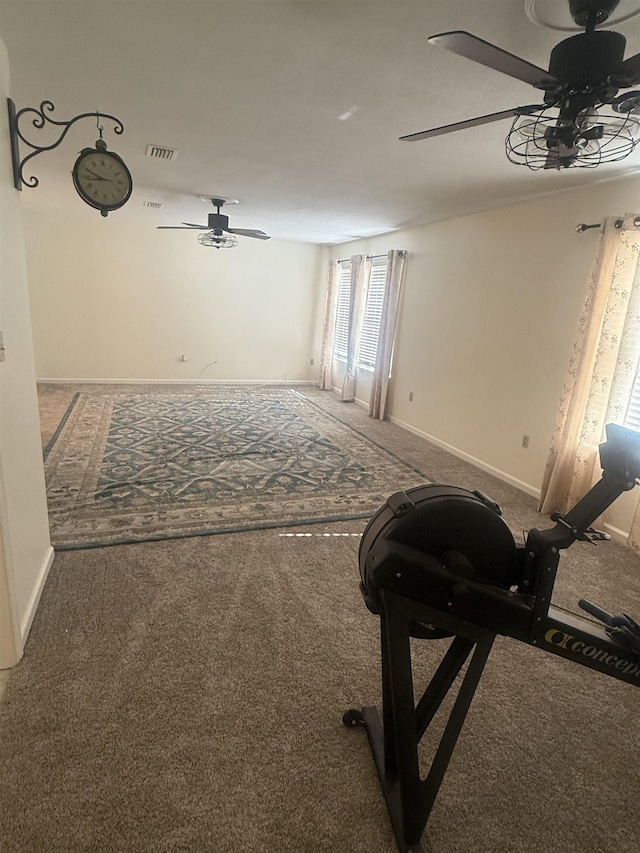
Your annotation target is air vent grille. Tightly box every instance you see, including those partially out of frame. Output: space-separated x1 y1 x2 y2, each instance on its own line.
145 144 178 161
143 201 164 209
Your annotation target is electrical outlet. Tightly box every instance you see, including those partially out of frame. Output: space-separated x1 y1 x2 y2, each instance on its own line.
408 391 414 402
521 434 530 449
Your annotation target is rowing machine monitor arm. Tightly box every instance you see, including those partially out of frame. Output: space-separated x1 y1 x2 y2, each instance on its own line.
521 423 640 631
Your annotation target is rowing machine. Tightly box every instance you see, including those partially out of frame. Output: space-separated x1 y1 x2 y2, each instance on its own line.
344 423 640 853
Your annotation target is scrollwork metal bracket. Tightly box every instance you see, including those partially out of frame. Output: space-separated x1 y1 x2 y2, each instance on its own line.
7 98 124 190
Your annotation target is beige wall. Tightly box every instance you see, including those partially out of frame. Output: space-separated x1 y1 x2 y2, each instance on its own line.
331 175 640 534
22 203 326 383
0 40 53 667
14 95 640 545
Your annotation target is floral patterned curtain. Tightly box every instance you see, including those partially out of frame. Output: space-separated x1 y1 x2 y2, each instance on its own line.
539 215 640 521
369 250 407 420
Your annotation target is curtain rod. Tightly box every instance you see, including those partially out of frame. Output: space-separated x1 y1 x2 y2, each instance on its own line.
336 251 410 263
336 253 388 263
577 217 640 233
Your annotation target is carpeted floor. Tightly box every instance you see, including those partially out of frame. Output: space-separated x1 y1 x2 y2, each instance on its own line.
1 384 639 852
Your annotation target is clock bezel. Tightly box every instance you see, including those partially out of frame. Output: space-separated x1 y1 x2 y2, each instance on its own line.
72 145 133 215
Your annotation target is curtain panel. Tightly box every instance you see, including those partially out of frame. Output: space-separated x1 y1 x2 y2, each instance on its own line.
369 249 407 420
318 259 339 390
539 215 640 522
340 254 371 402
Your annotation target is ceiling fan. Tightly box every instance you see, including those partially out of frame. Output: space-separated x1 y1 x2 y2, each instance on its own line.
158 197 270 248
401 0 640 169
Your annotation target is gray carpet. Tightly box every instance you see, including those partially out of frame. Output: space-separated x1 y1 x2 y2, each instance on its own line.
1 387 640 852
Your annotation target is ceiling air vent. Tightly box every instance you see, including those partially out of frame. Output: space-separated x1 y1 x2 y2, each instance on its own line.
145 144 178 161
143 201 163 209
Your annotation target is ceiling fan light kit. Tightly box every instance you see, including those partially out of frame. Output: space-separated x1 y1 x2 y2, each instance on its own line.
198 231 239 249
506 100 640 168
403 0 640 170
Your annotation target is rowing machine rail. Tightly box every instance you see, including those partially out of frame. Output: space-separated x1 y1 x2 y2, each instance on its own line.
344 423 640 852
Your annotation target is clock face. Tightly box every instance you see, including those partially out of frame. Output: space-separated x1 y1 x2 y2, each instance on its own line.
72 147 133 213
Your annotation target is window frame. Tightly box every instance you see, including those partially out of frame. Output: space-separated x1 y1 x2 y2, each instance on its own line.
356 257 388 371
624 364 640 431
332 261 352 362
331 256 389 370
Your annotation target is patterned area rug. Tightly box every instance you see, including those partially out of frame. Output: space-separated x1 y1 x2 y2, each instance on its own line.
43 387 428 549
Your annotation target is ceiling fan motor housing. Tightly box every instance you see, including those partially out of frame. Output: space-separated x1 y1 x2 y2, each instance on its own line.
208 212 229 229
549 30 626 85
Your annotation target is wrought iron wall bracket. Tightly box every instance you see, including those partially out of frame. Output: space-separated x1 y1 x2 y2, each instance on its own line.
7 98 124 191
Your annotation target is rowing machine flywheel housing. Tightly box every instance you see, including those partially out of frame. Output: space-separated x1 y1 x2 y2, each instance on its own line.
359 485 520 636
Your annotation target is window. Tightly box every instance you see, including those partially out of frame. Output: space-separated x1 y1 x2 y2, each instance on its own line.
357 259 387 369
624 368 640 430
333 262 352 361
332 256 389 368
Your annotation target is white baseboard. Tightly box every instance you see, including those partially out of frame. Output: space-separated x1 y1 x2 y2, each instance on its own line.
602 522 629 545
37 378 317 386
389 415 541 499
20 545 54 644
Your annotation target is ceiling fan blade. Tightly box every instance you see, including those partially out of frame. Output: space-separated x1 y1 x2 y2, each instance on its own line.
400 106 543 141
182 222 208 228
226 228 271 240
429 31 558 89
157 225 207 230
616 50 640 86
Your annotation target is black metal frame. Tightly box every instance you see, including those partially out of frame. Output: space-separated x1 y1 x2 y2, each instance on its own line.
346 423 640 852
7 98 124 191
354 593 496 852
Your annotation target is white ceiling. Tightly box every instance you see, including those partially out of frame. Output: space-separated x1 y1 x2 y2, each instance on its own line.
2 0 640 244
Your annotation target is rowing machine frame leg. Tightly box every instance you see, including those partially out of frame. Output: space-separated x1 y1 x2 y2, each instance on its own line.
347 589 496 853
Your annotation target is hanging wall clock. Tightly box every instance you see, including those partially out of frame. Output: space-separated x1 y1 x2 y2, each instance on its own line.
72 137 133 216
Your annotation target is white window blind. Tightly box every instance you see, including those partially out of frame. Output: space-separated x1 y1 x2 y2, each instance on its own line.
357 259 388 369
333 262 352 360
624 369 640 430
332 257 390 367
